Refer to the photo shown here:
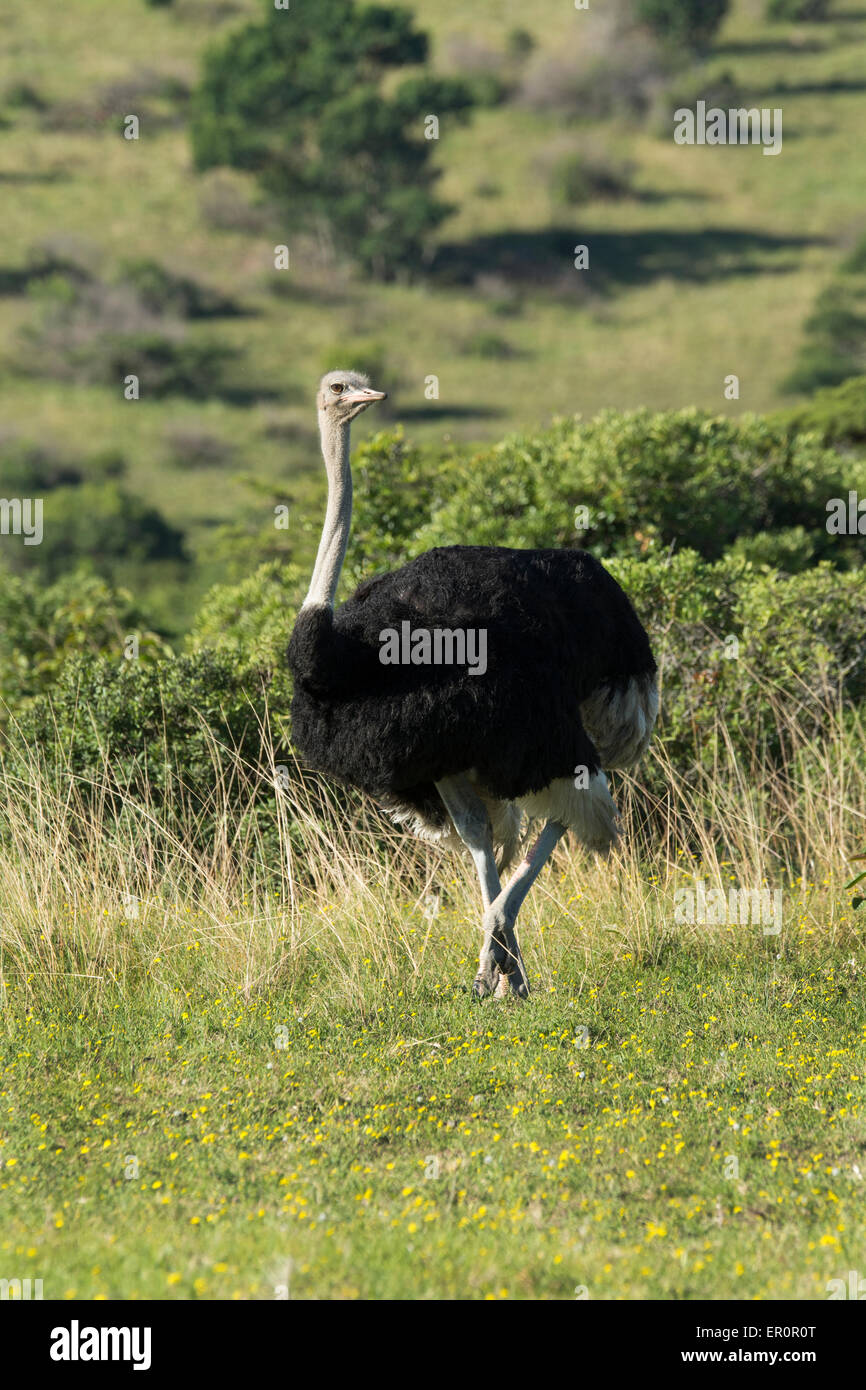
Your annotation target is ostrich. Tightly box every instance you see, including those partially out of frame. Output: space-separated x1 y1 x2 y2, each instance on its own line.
288 371 658 998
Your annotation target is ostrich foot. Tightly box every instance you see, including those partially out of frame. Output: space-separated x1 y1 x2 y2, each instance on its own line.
474 910 529 1000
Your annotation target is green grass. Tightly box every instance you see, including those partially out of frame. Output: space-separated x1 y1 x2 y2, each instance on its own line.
3 929 865 1300
1 701 865 1300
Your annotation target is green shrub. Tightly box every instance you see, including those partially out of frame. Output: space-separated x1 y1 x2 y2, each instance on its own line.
4 481 187 584
398 409 853 563
636 0 729 49
117 258 239 319
188 560 301 699
783 243 866 395
774 375 866 445
0 568 172 719
3 649 282 854
765 0 831 19
724 526 820 573
345 428 446 584
607 550 866 776
549 152 634 205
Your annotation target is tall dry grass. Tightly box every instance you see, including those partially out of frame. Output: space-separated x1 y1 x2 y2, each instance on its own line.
0 686 863 1014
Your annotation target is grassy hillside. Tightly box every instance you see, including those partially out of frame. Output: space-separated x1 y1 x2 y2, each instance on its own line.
3 0 866 623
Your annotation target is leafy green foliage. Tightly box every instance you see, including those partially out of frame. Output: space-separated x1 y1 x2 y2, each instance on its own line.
188 560 301 699
389 410 854 564
6 649 281 850
607 551 866 776
0 569 172 719
190 0 474 278
344 428 446 585
4 482 187 584
774 375 866 446
724 526 819 574
0 436 190 644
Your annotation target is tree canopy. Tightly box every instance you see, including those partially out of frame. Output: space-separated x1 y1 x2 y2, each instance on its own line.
190 0 474 278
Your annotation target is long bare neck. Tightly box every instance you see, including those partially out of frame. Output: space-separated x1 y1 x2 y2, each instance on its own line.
303 413 352 609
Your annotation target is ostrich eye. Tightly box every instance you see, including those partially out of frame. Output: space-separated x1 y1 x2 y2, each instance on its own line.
331 383 345 394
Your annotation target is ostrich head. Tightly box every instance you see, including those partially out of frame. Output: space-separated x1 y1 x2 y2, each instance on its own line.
317 369 386 424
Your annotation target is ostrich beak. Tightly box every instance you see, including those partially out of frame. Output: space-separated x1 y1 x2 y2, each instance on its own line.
342 387 387 405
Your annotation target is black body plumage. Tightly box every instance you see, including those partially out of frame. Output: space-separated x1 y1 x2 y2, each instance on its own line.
288 545 656 828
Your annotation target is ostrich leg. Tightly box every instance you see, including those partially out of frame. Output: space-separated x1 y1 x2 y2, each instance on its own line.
435 775 509 995
483 819 568 999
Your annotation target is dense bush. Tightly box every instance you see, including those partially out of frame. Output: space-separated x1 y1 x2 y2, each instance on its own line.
188 560 301 699
0 568 172 718
724 526 820 574
3 649 282 852
607 551 866 775
3 481 187 584
376 410 859 565
345 428 446 584
774 375 866 446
